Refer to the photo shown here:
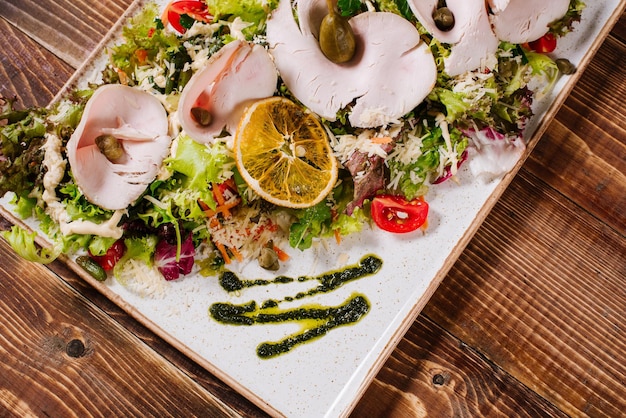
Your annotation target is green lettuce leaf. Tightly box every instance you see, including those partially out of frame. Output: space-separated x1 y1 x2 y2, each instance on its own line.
1 226 60 264
289 202 332 250
205 0 277 37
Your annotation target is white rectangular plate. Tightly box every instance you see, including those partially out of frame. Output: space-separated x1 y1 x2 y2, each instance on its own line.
2 1 624 416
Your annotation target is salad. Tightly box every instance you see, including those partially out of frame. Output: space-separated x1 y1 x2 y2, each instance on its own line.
1 0 584 289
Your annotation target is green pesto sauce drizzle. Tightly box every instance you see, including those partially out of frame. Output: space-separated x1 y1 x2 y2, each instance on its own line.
209 254 382 359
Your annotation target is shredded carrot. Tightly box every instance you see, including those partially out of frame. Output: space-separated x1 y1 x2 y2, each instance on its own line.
334 229 342 245
198 197 241 218
212 182 233 218
215 241 231 264
204 198 241 218
230 245 244 263
208 216 220 229
272 245 290 262
371 136 393 144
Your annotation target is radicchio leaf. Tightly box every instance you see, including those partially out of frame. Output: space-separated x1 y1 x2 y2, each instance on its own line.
154 233 195 280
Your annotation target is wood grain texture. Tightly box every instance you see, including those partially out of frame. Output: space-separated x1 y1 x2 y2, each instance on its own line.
526 17 626 235
422 170 625 417
352 315 569 417
0 239 241 417
0 0 134 69
0 17 74 108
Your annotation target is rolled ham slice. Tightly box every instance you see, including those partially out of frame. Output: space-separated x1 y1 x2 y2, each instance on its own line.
67 84 172 210
406 0 499 76
489 0 570 44
267 0 437 128
178 40 277 143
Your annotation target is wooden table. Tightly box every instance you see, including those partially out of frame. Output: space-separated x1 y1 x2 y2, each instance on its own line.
1 1 624 416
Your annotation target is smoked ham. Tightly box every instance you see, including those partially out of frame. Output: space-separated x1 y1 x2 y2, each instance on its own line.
406 0 499 76
178 40 277 143
266 0 437 128
67 84 171 210
489 0 571 44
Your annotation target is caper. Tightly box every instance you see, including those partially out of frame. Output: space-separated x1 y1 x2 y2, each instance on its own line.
258 247 280 271
191 106 213 126
319 0 356 64
76 255 107 281
95 134 124 161
555 58 576 75
433 7 455 32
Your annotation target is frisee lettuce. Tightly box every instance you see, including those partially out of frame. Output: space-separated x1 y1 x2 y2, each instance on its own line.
1 226 60 264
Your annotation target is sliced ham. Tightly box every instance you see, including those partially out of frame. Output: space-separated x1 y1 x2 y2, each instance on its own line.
406 0 499 76
489 0 570 44
266 0 437 128
178 40 277 143
487 0 510 14
67 84 171 210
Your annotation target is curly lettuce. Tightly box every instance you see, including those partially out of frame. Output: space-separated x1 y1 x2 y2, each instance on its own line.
0 98 47 197
1 226 60 264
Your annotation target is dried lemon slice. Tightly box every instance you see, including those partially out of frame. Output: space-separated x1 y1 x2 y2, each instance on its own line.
234 97 338 208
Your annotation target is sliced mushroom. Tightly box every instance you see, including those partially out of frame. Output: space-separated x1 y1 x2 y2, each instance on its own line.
67 84 172 210
267 0 437 128
406 0 499 76
489 0 570 44
178 40 277 143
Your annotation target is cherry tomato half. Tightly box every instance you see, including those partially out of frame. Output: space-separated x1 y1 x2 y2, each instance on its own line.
89 239 126 271
528 33 557 53
370 194 429 233
163 0 212 34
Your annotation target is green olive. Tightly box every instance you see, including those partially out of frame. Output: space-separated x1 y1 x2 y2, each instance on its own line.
319 0 356 64
433 7 455 32
555 58 576 75
191 106 213 126
95 134 124 161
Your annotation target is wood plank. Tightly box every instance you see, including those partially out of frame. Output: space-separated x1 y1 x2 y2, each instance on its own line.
526 29 626 235
0 0 135 69
421 169 625 417
0 234 248 417
351 315 569 417
0 17 73 108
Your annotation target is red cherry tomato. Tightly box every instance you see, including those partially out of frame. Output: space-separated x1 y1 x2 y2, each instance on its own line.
370 194 429 233
89 239 126 271
163 0 212 34
528 33 557 53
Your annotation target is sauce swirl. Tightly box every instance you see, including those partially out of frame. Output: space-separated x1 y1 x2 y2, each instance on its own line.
209 254 382 358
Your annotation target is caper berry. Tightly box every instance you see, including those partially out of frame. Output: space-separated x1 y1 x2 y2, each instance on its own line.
95 134 124 161
555 58 576 75
258 247 279 271
319 0 356 64
433 7 455 31
191 106 213 126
